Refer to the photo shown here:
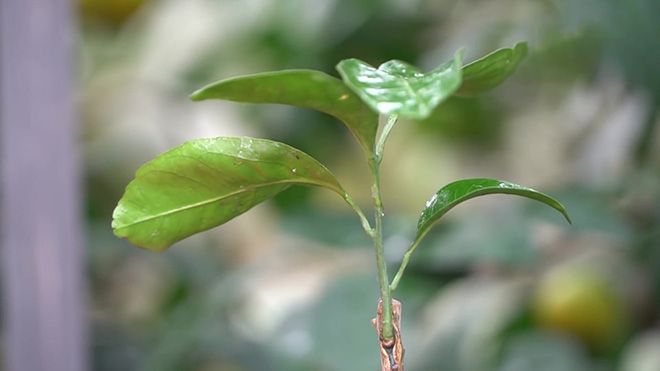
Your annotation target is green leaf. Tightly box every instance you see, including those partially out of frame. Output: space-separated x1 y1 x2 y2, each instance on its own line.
336 50 464 120
391 178 570 290
416 178 571 242
456 42 528 96
390 178 570 291
112 137 350 251
190 70 378 159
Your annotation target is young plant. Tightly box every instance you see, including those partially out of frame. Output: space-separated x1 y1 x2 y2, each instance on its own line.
112 42 570 370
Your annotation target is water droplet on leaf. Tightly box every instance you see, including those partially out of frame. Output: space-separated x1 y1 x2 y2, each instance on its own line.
425 194 438 208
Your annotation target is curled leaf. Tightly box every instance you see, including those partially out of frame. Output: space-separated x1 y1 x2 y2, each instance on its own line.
336 50 464 120
416 178 571 242
390 178 570 290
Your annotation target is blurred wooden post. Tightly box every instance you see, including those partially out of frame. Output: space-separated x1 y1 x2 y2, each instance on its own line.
0 0 88 371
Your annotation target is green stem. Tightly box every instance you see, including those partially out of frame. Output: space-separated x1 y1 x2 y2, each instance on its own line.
370 159 394 341
389 235 424 292
344 194 374 237
370 114 399 341
375 114 398 163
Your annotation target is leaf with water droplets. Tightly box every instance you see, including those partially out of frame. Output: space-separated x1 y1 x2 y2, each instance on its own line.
413 178 570 251
112 137 350 251
456 42 528 96
336 50 464 120
190 70 378 159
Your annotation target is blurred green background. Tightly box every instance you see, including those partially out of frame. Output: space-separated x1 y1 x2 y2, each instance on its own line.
80 0 660 370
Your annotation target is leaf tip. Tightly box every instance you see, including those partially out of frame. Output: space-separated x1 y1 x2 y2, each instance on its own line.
549 197 571 225
112 203 172 252
454 47 466 62
513 41 529 56
336 57 362 68
189 89 206 101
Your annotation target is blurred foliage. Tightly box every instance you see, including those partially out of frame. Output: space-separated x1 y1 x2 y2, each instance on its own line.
79 0 147 26
81 0 660 370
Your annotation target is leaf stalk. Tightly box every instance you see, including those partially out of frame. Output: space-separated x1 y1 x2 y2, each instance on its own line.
344 194 375 237
375 114 398 164
389 236 423 292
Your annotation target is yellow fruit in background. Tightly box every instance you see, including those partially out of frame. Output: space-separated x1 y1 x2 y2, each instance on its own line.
78 0 146 25
533 266 627 351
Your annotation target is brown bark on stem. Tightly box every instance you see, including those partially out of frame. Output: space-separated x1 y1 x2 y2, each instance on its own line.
373 299 405 371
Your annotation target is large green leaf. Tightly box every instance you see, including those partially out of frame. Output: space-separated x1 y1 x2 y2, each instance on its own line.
190 70 378 159
112 137 349 251
416 178 570 242
456 42 528 96
336 50 464 120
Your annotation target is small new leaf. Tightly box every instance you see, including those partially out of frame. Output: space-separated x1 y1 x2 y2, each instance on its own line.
336 50 464 120
112 137 349 251
190 70 378 159
456 42 528 96
390 178 569 291
416 178 570 243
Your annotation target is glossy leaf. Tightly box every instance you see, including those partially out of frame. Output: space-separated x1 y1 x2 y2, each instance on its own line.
390 178 570 291
190 70 378 159
416 178 571 242
112 137 349 251
456 42 528 96
336 50 464 120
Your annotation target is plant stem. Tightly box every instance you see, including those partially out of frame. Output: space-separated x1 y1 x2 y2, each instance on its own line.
375 115 398 163
375 299 405 370
370 114 399 341
344 194 374 237
370 159 394 341
389 237 422 292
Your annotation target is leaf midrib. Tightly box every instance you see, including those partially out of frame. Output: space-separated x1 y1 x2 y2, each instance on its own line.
115 178 341 230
